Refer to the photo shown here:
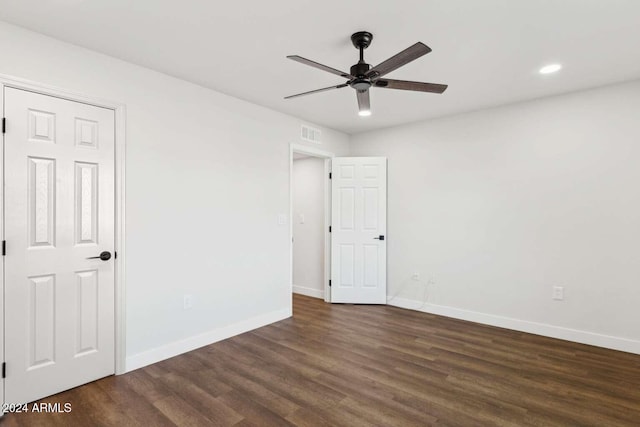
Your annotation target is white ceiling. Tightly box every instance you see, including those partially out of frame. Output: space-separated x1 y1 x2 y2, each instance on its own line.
1 0 639 134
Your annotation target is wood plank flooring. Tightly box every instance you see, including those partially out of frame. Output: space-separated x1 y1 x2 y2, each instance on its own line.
3 294 640 426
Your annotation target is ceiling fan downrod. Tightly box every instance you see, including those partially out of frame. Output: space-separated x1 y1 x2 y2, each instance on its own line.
350 31 373 79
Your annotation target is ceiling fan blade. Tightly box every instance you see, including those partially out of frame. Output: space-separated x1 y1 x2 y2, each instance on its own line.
284 83 349 99
356 89 370 114
366 42 432 80
374 79 448 94
287 55 354 79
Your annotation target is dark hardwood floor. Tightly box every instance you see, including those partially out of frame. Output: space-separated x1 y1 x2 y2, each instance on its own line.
3 294 640 426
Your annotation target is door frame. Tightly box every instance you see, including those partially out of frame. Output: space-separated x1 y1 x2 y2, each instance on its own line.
290 143 334 303
0 74 127 379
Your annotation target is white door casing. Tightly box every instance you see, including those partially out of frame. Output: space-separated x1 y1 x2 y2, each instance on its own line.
4 87 116 404
331 157 387 304
0 110 3 406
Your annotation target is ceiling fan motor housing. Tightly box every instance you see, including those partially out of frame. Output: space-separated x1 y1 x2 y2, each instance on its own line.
350 61 372 90
350 62 370 78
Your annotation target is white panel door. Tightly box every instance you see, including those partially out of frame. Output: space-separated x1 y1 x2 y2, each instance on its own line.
4 87 115 404
331 157 387 304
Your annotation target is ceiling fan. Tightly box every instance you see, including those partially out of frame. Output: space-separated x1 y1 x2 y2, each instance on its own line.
285 31 448 116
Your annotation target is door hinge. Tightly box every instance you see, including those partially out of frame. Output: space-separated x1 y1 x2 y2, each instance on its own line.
329 280 332 287
2 362 5 379
329 226 331 233
329 172 332 179
2 240 5 256
2 117 5 134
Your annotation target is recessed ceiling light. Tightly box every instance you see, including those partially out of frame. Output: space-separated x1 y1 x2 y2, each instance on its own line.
358 110 371 117
539 64 562 75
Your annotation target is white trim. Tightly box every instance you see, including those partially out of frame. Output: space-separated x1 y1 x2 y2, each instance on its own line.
0 73 125 110
125 307 291 372
114 105 127 375
323 158 332 303
290 143 335 159
293 285 325 299
0 73 127 376
0 81 5 410
289 143 334 305
388 296 640 355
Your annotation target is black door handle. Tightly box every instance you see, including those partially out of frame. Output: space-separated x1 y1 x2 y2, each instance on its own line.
87 251 112 261
373 235 385 240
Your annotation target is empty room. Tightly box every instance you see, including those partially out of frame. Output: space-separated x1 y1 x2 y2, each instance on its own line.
1 0 639 425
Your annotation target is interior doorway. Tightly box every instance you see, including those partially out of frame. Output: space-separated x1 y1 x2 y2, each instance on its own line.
289 145 388 305
289 144 333 302
292 154 325 299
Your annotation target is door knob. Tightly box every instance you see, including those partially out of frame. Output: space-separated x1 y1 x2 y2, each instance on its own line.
87 251 112 261
373 235 385 240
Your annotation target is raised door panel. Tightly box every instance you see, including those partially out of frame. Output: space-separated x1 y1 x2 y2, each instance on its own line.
75 162 98 245
339 244 355 287
28 157 56 248
28 109 56 144
75 118 98 149
339 188 355 230
75 270 99 357
362 187 378 230
28 275 56 370
362 244 379 288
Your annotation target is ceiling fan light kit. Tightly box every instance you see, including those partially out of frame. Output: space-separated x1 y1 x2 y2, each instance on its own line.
285 31 448 116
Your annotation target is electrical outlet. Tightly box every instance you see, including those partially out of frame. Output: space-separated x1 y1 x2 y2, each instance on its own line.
183 294 194 310
278 214 287 225
552 286 564 301
412 273 420 281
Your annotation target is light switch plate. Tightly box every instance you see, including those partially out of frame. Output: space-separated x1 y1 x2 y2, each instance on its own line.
552 286 564 301
183 294 194 310
278 214 287 225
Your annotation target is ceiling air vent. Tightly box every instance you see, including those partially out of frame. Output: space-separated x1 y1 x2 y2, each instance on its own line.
301 125 321 144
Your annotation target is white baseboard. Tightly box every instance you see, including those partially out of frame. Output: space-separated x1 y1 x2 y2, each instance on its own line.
293 284 324 299
125 307 292 372
387 296 640 355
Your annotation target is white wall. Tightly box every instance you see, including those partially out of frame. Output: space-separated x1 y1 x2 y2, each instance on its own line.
351 80 640 354
292 157 326 299
0 21 350 370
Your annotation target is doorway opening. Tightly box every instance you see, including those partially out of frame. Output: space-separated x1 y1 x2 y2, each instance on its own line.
289 144 333 303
